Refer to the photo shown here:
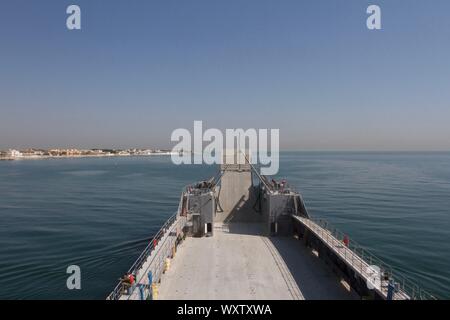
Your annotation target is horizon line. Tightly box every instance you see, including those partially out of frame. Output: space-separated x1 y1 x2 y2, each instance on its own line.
2 147 450 153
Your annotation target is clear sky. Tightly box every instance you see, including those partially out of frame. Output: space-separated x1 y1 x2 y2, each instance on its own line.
1 0 450 150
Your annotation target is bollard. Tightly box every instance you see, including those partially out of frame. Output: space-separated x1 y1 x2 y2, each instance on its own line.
387 280 395 300
164 257 171 272
148 271 153 285
138 284 145 300
151 283 159 300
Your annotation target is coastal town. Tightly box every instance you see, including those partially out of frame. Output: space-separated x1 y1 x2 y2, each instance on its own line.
0 148 178 160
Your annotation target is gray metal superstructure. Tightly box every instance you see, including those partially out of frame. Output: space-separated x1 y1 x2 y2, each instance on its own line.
107 155 435 300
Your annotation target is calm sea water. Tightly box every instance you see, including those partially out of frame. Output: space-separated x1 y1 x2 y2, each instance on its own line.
0 152 449 299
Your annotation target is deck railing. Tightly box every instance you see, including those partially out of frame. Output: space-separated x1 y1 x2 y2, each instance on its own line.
107 192 186 300
303 216 437 300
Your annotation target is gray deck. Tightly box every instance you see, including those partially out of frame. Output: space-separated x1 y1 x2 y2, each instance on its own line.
293 216 410 300
158 222 356 300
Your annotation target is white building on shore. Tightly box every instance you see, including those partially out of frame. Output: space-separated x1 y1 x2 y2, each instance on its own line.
7 149 23 158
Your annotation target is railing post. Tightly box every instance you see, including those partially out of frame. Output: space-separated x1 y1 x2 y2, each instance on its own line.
360 250 364 274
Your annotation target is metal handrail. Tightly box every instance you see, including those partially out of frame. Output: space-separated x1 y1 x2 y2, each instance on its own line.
301 215 437 300
125 214 186 300
107 192 186 300
238 150 274 192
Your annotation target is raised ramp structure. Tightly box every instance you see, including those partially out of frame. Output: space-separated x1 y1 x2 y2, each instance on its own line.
214 163 257 223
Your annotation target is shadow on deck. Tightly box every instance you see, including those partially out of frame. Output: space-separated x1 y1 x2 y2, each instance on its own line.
224 221 358 300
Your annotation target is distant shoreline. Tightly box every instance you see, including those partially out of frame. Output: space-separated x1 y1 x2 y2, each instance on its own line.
0 153 176 161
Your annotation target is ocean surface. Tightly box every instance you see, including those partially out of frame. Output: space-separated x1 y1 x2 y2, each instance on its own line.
0 152 449 299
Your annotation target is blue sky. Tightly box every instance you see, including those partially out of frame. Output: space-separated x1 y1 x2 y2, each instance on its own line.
1 0 450 150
